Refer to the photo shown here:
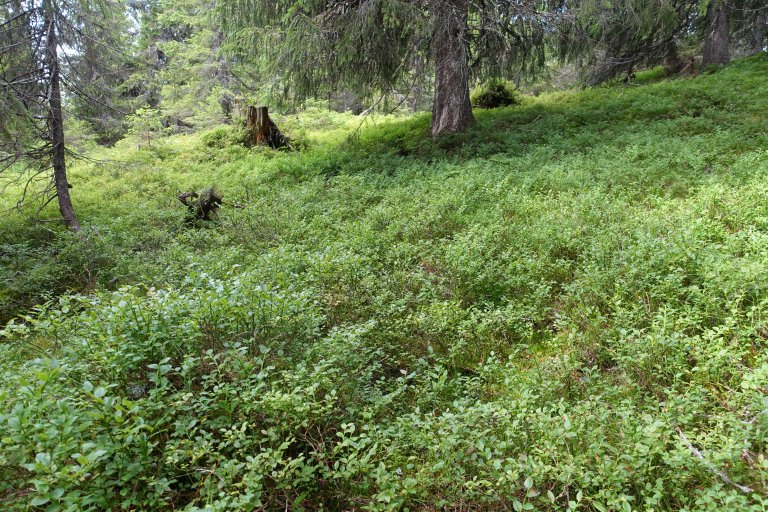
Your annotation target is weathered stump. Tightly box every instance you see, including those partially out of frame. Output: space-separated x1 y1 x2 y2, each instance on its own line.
245 106 288 149
178 188 223 222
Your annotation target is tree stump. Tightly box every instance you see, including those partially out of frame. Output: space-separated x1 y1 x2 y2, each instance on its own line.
178 188 223 222
245 106 288 149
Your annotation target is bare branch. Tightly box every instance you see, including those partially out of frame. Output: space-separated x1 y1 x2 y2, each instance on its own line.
676 427 754 494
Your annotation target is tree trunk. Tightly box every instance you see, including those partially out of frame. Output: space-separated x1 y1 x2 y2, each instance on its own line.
245 106 287 149
44 5 80 231
429 0 475 137
753 7 766 54
702 0 730 66
663 41 686 75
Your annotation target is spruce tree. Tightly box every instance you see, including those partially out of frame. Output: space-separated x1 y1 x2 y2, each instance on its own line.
697 0 766 67
702 0 730 65
129 0 243 130
557 0 697 85
217 0 554 136
1 0 127 229
563 0 766 84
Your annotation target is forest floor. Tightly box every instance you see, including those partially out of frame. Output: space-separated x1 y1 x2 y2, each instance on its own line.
2 55 768 510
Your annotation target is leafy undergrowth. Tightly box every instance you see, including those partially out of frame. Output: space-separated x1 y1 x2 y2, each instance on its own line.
2 55 768 510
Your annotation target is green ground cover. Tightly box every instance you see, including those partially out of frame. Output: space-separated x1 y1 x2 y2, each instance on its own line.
2 55 768 510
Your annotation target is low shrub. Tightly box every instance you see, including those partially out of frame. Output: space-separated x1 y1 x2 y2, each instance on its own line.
2 55 768 511
471 78 520 109
200 125 245 149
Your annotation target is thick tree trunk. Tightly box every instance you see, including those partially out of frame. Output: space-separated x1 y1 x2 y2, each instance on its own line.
753 7 767 54
430 0 475 137
702 0 730 66
44 6 80 231
245 106 287 149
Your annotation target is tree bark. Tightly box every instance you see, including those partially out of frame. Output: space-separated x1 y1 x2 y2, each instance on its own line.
702 0 730 66
752 7 766 54
430 0 476 137
245 106 287 149
44 4 80 231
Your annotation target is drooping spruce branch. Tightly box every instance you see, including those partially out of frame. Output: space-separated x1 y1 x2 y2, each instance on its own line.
217 0 563 135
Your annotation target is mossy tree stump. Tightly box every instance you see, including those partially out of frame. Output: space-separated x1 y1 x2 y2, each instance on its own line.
178 188 223 222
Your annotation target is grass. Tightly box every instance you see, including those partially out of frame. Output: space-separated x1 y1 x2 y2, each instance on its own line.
1 54 768 510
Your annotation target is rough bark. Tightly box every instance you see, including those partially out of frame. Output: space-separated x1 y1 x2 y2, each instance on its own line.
753 7 767 54
430 0 476 137
702 0 730 66
245 106 288 149
44 5 80 231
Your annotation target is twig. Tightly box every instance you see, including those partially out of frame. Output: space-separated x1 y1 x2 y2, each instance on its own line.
675 427 753 494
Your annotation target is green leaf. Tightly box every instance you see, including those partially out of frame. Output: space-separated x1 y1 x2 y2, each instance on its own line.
30 496 50 506
88 449 108 461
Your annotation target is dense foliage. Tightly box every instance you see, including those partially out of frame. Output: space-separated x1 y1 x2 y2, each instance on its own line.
216 0 548 100
471 79 521 109
1 55 768 509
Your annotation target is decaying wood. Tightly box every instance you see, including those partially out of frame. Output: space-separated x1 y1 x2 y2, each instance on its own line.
245 106 289 149
178 188 223 221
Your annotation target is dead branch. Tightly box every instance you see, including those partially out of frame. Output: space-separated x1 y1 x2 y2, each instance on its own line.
676 427 754 494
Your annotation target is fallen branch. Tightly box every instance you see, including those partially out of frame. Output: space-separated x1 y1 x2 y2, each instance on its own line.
675 427 753 494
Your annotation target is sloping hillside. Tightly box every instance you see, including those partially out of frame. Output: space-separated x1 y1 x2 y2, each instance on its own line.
2 55 768 510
